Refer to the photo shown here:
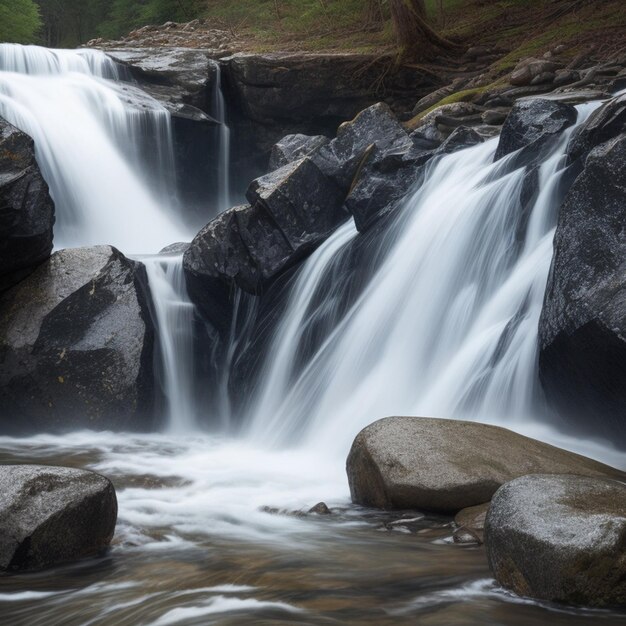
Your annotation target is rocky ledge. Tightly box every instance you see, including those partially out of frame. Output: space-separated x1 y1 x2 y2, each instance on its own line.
0 465 117 572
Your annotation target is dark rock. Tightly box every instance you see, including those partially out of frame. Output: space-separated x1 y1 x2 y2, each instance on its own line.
411 77 469 116
0 119 55 292
485 474 626 606
269 133 330 171
346 416 625 513
494 98 577 161
0 246 158 433
308 502 332 515
539 136 626 446
453 527 483 545
530 71 555 86
312 103 413 192
0 465 117 572
159 242 190 255
567 93 626 164
184 155 348 327
554 69 580 87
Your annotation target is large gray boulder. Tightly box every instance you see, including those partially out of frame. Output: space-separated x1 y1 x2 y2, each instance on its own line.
0 119 55 292
0 246 157 433
539 135 626 446
269 133 330 171
346 417 625 513
485 474 626 607
494 98 577 161
0 465 117 572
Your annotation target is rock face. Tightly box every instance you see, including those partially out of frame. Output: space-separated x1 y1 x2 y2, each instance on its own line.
485 474 626 607
539 134 626 446
184 157 347 327
346 417 625 513
269 134 330 171
0 246 157 433
567 93 626 163
0 465 117 572
0 119 55 292
494 98 577 161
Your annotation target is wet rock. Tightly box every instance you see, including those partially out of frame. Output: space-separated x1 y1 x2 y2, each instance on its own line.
539 135 626 446
0 465 117 572
494 98 577 161
530 71 555 86
567 93 626 163
309 502 332 515
269 133 330 170
481 109 509 125
184 157 346 324
0 119 55 292
453 527 483 545
346 417 625 513
312 103 413 192
455 502 489 531
0 246 157 433
411 78 469 116
159 242 190 255
485 474 626 606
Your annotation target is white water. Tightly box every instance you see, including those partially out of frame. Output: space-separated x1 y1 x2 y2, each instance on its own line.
210 60 231 212
244 103 604 457
0 44 189 252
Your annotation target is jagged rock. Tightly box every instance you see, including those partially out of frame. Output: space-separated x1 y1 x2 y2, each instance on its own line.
184 158 346 326
481 109 509 125
509 58 561 87
539 136 626 446
346 125 484 232
269 134 330 171
312 103 413 192
0 465 117 572
346 417 625 513
0 246 157 433
0 119 55 292
485 474 626 606
567 93 626 163
308 502 332 515
494 98 577 161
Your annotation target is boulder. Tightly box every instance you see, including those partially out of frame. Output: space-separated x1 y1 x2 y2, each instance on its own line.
0 246 158 433
539 136 626 446
509 58 561 87
567 93 626 163
312 103 414 192
269 134 330 171
494 98 577 161
0 119 55 292
184 157 347 324
0 465 117 572
485 474 626 606
346 416 625 513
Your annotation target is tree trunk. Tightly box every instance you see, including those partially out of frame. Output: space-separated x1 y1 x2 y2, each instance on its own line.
389 0 461 59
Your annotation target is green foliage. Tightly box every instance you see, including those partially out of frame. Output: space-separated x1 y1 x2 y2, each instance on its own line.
0 0 42 44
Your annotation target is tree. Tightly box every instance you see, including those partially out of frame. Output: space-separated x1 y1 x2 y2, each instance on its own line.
388 0 460 59
0 0 42 44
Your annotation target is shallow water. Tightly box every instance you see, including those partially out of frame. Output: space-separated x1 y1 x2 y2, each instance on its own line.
0 433 623 626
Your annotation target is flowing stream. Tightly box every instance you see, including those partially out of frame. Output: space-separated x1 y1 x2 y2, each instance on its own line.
0 44 624 626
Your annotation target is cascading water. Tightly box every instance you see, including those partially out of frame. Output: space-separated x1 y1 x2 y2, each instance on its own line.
0 44 623 624
244 103 601 456
0 44 197 431
210 59 231 212
0 43 187 252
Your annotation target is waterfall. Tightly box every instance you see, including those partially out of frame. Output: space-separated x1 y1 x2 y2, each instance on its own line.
0 44 187 253
243 103 599 454
0 44 197 430
143 254 197 432
210 59 231 212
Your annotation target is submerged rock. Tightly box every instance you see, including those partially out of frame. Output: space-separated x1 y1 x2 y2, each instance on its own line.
485 474 626 606
0 465 117 572
0 119 55 292
0 246 157 432
346 417 625 513
539 135 626 446
494 98 576 161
